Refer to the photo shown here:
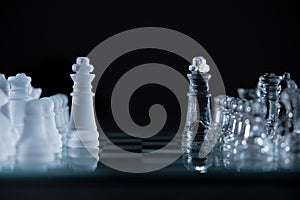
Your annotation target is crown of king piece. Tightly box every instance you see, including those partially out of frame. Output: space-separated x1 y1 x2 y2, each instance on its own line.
72 57 94 74
189 56 210 73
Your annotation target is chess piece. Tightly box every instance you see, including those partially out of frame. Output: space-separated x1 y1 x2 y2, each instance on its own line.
16 100 54 171
55 94 69 138
67 57 99 148
182 56 212 172
8 73 32 136
40 97 62 154
0 90 17 164
0 74 11 120
257 73 282 137
29 86 42 99
57 93 70 128
50 95 67 146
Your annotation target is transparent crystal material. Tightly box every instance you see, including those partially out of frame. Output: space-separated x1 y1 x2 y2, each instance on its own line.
182 56 212 172
207 71 300 171
257 73 282 137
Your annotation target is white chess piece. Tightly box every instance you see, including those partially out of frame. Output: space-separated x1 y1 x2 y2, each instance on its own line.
67 57 99 148
16 100 55 171
57 93 70 129
55 94 69 135
0 74 12 120
40 97 62 154
29 86 42 99
8 73 32 136
50 95 67 146
0 90 16 163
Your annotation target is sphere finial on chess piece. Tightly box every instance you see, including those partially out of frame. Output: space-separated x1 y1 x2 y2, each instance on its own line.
189 56 210 73
72 57 94 73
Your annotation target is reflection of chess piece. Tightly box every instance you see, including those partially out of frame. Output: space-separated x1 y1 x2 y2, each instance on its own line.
8 73 32 137
16 100 55 172
67 57 99 148
182 57 212 173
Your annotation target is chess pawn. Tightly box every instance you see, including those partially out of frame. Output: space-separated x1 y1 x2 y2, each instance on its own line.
40 98 62 155
67 57 99 148
0 90 17 164
50 95 67 146
8 73 32 136
16 100 54 171
0 74 12 120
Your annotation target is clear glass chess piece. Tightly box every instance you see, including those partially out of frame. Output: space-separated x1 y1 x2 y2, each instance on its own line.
182 56 212 173
257 73 282 137
232 100 274 171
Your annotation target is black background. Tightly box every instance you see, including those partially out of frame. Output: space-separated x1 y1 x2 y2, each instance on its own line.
1 0 300 199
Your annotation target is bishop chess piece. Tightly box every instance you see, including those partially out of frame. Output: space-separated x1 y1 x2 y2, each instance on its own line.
182 56 212 173
16 100 54 171
8 73 32 137
67 57 99 148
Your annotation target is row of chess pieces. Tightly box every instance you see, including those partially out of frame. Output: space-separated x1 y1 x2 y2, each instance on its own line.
0 57 100 173
181 57 300 172
206 72 300 171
